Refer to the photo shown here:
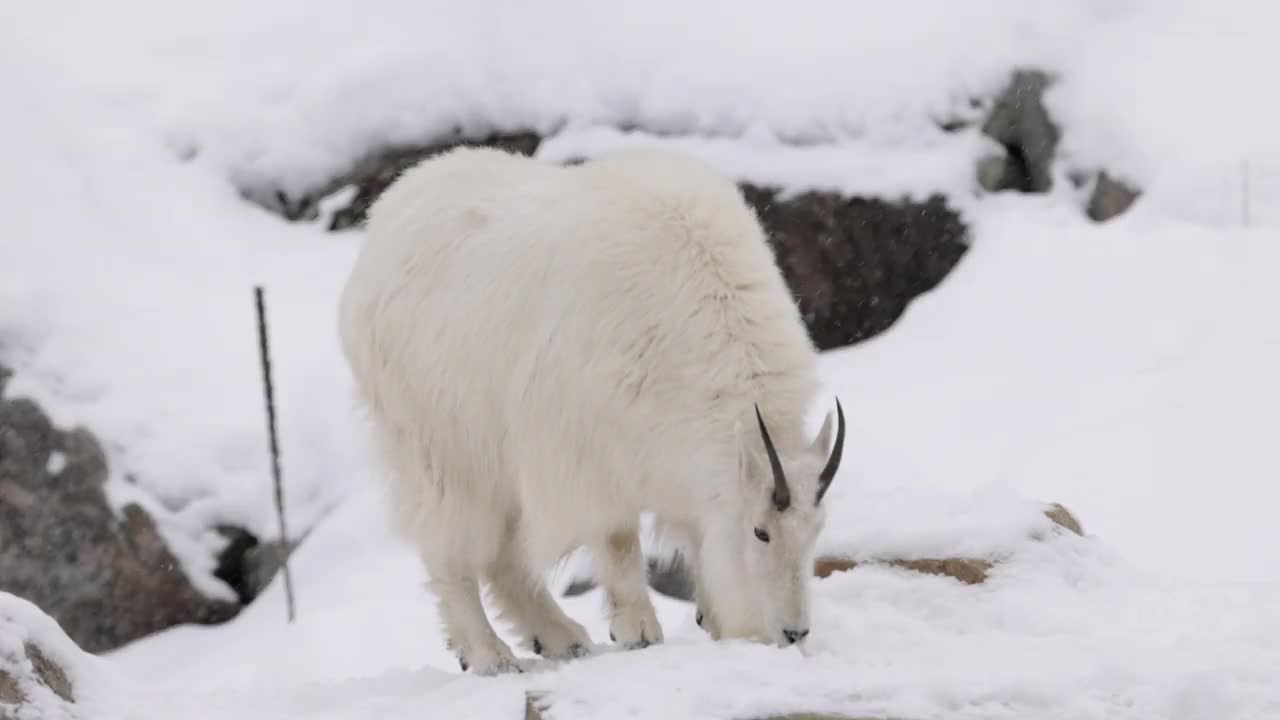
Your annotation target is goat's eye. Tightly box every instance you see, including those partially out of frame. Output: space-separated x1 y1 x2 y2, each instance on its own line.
754 527 771 543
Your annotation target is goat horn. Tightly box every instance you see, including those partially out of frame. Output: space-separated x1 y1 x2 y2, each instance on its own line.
755 403 790 512
815 398 845 504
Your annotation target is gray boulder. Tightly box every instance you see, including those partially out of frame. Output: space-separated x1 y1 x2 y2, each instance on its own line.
980 69 1061 194
0 372 240 653
1087 171 1142 222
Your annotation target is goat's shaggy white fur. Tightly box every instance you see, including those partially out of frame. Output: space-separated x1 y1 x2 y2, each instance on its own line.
338 146 844 675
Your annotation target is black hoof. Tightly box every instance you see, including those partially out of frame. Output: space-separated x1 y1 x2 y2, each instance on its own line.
458 657 469 672
609 631 616 642
531 637 543 656
696 610 704 628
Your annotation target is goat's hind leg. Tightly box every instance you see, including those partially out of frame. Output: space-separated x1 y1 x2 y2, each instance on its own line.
414 509 523 675
424 561 527 676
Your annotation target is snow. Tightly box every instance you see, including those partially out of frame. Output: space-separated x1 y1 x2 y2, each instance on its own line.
80 491 1280 719
2 0 1279 717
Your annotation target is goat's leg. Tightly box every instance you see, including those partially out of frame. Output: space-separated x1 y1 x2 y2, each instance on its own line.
592 528 663 649
424 558 523 675
652 518 717 638
487 533 592 661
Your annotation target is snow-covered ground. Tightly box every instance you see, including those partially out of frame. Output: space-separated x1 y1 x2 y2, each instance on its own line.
2 0 1279 718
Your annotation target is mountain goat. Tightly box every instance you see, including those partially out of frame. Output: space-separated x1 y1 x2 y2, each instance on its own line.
338 145 845 675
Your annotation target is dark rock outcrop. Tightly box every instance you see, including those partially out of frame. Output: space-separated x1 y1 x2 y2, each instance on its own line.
0 373 241 653
213 525 300 605
741 186 968 350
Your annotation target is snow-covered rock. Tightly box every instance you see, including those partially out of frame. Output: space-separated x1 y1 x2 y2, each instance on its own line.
0 593 104 720
0 374 240 653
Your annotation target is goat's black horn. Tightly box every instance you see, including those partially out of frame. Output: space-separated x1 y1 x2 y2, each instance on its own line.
755 403 790 512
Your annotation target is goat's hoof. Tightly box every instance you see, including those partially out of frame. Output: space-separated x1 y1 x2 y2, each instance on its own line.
696 610 703 628
534 638 591 661
608 603 664 650
458 651 525 676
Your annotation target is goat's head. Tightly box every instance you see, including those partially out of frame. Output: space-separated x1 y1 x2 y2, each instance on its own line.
699 398 845 648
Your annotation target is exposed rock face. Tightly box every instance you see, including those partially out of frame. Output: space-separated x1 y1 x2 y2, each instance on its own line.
1087 171 1141 222
0 641 73 709
1 593 81 720
980 69 1061 194
0 372 240 653
813 556 993 585
976 69 1142 223
814 501 1086 585
741 186 968 350
213 525 300 605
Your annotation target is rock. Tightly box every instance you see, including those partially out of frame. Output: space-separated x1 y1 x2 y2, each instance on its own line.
981 69 1060 193
213 525 301 605
0 641 75 714
0 374 240 654
814 500 1087 585
561 577 597 598
561 553 697 602
813 556 993 585
740 186 969 351
1044 502 1084 536
1086 171 1141 222
977 151 1024 193
646 553 696 602
525 691 549 720
1 593 80 719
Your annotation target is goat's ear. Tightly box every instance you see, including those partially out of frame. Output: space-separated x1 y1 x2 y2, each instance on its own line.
810 409 835 457
734 419 762 485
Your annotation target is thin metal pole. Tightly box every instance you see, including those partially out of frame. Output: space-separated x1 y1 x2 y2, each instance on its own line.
254 285 297 623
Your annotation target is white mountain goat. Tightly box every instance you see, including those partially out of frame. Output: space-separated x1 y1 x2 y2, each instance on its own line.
337 145 845 675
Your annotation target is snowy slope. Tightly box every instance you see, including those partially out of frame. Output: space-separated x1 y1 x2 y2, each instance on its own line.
76 488 1280 719
2 0 1280 717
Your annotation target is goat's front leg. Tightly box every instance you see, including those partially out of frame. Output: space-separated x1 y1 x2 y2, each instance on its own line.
487 529 592 661
592 528 663 649
679 540 721 639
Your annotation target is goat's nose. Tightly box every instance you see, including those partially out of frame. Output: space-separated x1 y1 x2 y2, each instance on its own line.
782 628 809 645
